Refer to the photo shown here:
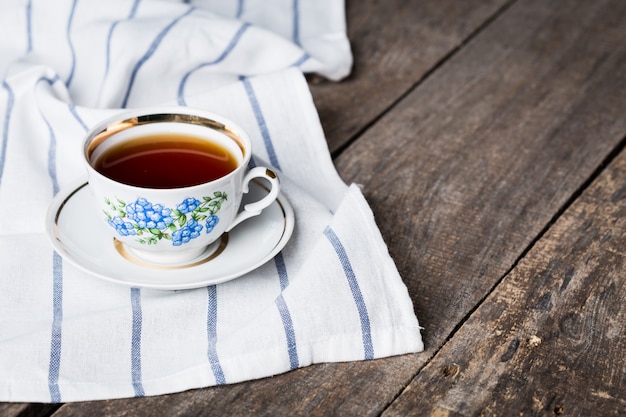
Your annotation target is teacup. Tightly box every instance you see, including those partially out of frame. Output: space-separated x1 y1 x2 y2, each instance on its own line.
83 107 280 265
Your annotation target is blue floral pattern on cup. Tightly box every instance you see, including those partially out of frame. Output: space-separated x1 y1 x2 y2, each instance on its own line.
104 192 227 246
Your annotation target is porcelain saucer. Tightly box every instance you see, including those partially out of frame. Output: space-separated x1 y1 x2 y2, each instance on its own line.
46 178 295 290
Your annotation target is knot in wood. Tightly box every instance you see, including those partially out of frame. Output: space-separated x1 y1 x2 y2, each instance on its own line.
442 363 460 378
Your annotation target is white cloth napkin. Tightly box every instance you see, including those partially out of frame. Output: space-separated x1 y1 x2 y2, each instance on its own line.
0 0 423 402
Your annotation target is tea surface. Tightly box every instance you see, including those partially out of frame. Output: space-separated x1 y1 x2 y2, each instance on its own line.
94 133 238 188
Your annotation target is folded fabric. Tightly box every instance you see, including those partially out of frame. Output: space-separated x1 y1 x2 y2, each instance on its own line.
0 0 423 402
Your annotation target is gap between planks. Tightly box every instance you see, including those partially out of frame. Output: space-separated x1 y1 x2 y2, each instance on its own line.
330 0 519 161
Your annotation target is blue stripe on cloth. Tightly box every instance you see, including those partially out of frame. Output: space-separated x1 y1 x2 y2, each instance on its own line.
48 252 63 403
323 227 375 360
96 0 139 104
68 104 89 132
100 0 140 101
37 76 61 196
275 294 299 370
26 0 33 52
177 23 251 105
65 0 78 87
206 285 226 384
291 52 310 68
44 113 59 196
36 76 62 196
130 288 145 397
273 252 298 369
275 252 289 291
104 21 119 74
128 0 141 17
121 6 195 108
0 81 15 186
240 76 281 170
236 0 244 18
292 0 301 46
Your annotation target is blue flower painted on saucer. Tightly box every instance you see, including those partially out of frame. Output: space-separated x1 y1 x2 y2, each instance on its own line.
104 192 227 246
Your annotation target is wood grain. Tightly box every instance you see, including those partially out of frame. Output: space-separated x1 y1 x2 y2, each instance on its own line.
309 0 510 154
0 403 59 417
384 111 626 416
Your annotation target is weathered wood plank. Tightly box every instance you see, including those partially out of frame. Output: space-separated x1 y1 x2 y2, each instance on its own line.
48 360 415 417
335 0 626 360
384 111 626 417
309 0 510 154
0 403 59 417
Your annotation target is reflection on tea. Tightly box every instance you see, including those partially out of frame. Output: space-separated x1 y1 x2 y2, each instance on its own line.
93 133 238 188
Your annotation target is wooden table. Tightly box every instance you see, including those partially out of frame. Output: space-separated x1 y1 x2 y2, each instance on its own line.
4 0 626 415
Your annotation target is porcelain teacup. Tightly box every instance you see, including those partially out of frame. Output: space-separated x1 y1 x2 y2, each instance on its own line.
83 107 280 265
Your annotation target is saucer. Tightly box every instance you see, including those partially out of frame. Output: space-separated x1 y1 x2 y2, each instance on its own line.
46 178 295 290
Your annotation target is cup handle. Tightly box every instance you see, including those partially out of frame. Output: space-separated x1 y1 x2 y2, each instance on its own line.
225 167 280 232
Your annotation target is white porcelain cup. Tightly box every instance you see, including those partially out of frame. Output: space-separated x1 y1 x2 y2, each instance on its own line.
83 107 280 265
